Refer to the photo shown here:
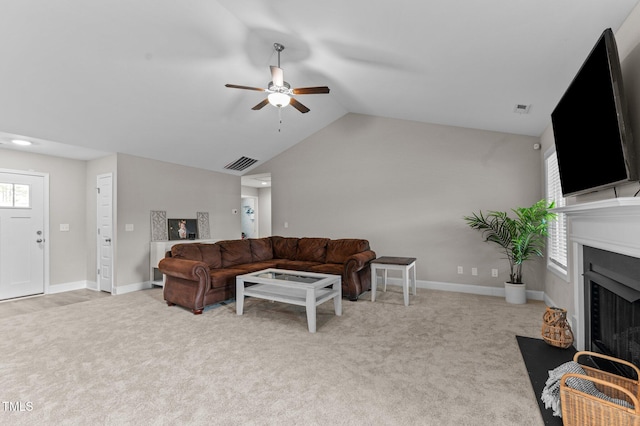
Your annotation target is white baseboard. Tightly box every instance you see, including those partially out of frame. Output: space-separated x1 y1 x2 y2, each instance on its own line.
383 278 545 301
44 280 153 296
42 278 546 302
112 281 154 295
47 280 89 294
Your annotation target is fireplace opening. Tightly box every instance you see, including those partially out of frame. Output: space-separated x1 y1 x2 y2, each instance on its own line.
584 246 640 378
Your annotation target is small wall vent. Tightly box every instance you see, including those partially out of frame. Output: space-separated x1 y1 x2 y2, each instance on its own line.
224 156 258 171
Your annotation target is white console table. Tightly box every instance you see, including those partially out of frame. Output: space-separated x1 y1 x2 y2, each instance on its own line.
149 239 218 286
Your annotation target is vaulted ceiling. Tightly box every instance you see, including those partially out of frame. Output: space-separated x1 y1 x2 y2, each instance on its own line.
0 1 638 175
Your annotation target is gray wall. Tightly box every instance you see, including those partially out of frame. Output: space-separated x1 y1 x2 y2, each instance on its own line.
252 113 544 290
0 150 242 292
114 153 241 287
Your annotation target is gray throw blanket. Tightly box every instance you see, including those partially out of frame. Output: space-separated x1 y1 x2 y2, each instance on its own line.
541 361 633 417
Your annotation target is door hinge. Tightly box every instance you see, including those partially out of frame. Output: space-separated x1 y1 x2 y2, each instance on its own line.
97 187 100 194
98 228 101 235
97 268 100 275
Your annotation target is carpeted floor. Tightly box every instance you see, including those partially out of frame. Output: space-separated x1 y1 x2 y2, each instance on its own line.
516 335 577 425
1 287 549 425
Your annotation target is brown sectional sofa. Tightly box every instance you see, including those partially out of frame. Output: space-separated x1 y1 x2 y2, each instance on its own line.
158 236 376 314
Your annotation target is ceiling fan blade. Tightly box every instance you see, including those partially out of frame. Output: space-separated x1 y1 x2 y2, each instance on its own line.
290 98 310 114
225 84 266 92
251 99 270 110
292 86 330 95
270 66 284 86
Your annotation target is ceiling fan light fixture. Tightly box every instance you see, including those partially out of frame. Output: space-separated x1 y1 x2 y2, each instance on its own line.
268 92 290 108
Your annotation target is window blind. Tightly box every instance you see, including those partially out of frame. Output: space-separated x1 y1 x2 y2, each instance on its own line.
545 151 567 271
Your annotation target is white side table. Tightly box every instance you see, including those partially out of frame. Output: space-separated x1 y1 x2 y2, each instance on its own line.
371 256 417 306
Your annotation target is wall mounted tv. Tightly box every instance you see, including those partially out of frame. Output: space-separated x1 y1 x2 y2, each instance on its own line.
551 28 637 197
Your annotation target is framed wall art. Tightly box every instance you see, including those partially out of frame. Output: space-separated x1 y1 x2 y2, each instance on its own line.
168 218 198 240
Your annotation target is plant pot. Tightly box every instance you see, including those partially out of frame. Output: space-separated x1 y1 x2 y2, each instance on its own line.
504 282 527 304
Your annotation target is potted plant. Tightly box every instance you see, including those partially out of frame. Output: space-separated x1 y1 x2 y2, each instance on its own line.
463 199 556 304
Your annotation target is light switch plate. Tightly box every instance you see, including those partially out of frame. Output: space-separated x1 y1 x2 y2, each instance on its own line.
60 224 70 232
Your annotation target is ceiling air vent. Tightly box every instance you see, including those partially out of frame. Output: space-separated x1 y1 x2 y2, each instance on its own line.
224 156 258 171
513 104 531 114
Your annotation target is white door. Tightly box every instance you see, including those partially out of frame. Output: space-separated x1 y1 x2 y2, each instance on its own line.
97 173 113 293
0 172 45 300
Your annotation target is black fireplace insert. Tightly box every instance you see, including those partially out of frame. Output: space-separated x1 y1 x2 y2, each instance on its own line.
584 246 640 378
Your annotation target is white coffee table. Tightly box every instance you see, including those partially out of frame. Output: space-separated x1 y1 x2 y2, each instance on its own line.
236 268 342 333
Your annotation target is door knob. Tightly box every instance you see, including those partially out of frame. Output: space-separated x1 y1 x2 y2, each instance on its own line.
36 239 43 243
105 238 111 243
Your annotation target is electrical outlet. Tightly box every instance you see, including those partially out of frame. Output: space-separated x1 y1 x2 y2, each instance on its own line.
457 266 463 274
491 269 499 277
471 267 478 276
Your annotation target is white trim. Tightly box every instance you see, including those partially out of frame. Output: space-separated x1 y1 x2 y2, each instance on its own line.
383 278 545 301
555 197 640 351
113 281 152 295
47 280 89 294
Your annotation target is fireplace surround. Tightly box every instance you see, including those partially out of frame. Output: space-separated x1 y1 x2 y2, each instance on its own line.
556 198 640 362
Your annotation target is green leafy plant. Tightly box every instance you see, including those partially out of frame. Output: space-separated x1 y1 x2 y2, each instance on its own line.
463 199 556 284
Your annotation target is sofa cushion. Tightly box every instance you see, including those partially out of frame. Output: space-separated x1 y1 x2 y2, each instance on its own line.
271 236 299 259
250 238 273 262
274 259 322 271
308 263 344 275
326 239 370 264
218 239 252 267
199 243 222 269
295 237 330 262
232 261 278 273
171 243 203 261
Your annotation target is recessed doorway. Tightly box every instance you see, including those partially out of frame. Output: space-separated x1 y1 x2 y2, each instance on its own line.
240 173 271 238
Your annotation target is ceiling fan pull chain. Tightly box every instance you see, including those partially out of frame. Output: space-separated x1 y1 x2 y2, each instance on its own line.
278 107 283 132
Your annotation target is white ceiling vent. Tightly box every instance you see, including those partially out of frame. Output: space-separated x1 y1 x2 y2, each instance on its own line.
513 104 531 114
224 156 258 171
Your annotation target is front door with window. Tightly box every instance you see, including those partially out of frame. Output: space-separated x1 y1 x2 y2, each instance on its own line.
0 172 45 300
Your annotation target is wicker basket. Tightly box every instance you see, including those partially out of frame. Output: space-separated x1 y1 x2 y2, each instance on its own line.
560 351 640 426
541 306 574 348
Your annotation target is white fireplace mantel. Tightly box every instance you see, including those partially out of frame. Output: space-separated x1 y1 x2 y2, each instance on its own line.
554 197 640 350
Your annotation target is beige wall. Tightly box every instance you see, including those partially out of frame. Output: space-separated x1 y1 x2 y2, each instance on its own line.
541 3 640 312
252 113 544 290
0 149 88 288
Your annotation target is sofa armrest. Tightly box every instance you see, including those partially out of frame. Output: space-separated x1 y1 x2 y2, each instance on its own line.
344 250 377 271
158 257 209 282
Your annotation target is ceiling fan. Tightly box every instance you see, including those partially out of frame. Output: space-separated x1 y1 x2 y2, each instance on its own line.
225 43 330 114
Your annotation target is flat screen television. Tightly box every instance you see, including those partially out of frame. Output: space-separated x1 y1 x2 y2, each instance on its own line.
551 28 637 197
